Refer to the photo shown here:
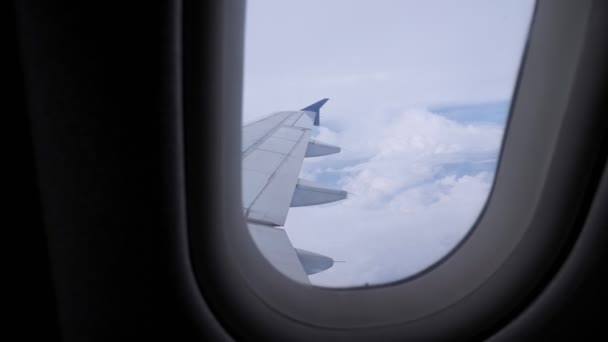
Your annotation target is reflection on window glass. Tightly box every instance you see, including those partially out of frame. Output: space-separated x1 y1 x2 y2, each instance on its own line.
242 0 535 287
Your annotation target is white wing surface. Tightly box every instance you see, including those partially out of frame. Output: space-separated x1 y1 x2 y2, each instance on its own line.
241 99 347 283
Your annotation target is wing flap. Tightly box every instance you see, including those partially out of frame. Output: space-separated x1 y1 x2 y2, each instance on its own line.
246 128 310 225
242 111 294 152
294 111 316 129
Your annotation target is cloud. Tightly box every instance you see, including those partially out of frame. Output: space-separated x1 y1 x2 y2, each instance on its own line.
284 106 504 287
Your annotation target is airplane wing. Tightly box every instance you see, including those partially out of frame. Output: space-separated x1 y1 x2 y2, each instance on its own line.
242 99 347 283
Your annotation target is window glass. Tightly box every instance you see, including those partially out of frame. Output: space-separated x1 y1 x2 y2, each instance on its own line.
243 0 535 287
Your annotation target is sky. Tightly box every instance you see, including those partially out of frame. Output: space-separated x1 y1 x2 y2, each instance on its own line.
243 0 535 287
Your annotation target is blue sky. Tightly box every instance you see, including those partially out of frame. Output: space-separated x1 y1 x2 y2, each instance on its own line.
243 0 534 287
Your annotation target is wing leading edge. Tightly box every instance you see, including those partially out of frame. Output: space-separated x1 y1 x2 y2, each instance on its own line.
241 99 346 283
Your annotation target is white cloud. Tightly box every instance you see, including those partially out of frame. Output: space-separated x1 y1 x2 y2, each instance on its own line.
285 108 502 287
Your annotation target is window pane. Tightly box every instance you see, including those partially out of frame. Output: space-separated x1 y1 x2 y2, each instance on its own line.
242 0 535 287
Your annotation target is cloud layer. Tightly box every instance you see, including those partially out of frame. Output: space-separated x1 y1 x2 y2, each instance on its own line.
285 105 506 287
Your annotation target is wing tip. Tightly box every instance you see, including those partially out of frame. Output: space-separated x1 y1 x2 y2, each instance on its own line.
301 98 329 112
301 98 329 126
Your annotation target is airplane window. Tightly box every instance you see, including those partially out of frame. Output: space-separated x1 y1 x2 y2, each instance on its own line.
242 0 535 287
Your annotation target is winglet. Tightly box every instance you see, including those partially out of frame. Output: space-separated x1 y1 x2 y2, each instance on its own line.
301 98 329 126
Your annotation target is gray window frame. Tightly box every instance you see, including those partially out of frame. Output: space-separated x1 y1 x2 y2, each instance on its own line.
185 0 607 340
